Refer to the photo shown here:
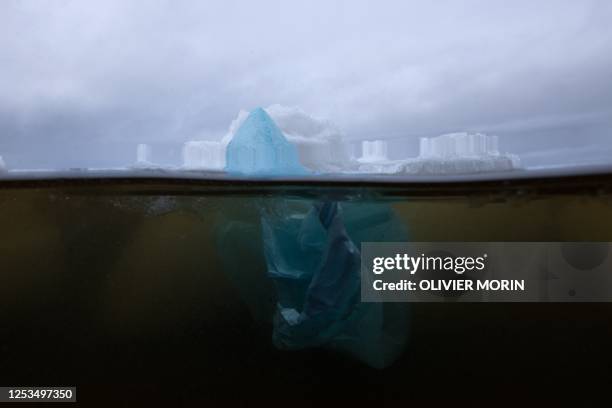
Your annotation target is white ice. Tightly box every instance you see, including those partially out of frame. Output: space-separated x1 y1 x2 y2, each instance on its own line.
419 132 499 159
182 141 225 170
359 140 389 163
358 132 520 175
181 106 519 176
134 143 153 167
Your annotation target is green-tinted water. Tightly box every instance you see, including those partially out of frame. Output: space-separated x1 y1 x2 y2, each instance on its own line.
1 175 612 403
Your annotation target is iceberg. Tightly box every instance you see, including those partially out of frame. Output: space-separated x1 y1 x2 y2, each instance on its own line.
182 140 225 170
135 144 153 167
266 104 354 172
360 140 389 163
419 132 499 159
412 132 519 174
184 106 520 177
225 107 308 176
225 105 355 173
358 132 520 175
184 105 355 175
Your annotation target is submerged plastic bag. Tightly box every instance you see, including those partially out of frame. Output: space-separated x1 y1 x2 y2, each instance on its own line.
260 200 409 369
217 198 409 368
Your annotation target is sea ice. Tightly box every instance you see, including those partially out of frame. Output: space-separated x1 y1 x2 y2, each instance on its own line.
225 107 308 176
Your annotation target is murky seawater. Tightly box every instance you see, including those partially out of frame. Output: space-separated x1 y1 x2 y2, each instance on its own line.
1 175 612 403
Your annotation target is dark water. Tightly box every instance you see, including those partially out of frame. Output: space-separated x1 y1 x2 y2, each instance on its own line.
1 175 612 404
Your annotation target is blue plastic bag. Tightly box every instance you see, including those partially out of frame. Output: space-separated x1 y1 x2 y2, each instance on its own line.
260 200 410 368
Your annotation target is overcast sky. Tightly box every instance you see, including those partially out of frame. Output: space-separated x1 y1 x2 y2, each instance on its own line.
1 0 611 168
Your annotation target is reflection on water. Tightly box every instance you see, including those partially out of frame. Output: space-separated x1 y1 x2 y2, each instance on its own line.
1 176 612 402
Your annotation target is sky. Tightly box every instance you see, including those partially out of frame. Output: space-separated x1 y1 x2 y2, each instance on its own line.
1 0 611 168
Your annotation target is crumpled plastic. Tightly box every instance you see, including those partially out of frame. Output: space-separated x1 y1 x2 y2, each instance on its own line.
216 197 409 368
259 199 410 369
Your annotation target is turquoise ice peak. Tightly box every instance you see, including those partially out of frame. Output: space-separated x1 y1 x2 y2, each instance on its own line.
225 107 308 176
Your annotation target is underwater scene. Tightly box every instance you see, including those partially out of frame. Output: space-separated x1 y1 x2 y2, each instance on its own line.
1 174 612 403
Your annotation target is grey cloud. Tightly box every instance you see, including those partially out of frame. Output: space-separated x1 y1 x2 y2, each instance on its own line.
0 0 611 168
